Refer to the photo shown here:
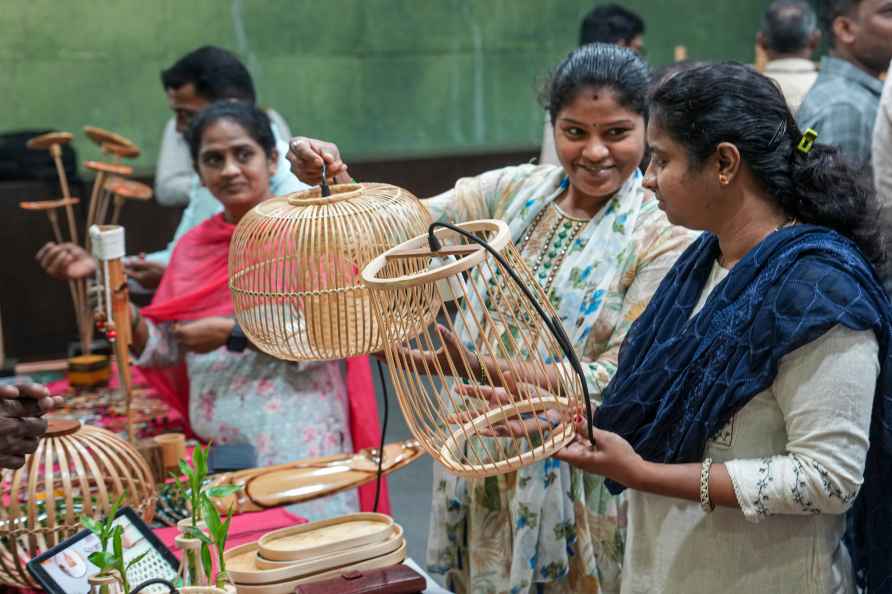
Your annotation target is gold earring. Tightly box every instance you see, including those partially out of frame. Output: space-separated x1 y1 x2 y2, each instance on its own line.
719 175 729 186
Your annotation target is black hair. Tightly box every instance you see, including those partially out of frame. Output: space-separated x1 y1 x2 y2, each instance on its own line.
542 43 650 125
816 0 861 45
761 0 819 54
579 3 645 46
649 61 885 269
161 46 256 103
186 101 276 164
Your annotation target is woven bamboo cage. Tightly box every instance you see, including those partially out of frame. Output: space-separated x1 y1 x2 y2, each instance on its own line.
0 420 156 588
229 183 431 361
361 219 584 478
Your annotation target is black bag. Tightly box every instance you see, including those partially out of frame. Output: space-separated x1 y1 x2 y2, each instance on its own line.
0 129 80 183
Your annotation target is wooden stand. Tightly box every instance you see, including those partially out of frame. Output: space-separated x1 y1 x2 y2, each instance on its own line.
90 225 135 443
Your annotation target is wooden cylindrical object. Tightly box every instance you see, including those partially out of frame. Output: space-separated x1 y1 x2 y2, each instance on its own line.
90 225 134 442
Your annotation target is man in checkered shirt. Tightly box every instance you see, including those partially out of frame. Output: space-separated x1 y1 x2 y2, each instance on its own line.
797 0 892 167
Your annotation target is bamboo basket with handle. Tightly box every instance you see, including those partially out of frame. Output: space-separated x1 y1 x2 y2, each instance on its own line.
361 219 583 478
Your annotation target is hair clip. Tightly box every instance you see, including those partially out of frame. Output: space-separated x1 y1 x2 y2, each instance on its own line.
796 128 818 154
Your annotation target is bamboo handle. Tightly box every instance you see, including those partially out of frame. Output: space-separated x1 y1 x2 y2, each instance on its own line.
49 144 78 245
105 258 134 442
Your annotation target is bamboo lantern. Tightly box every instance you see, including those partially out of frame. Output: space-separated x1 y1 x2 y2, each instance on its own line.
228 183 431 361
361 219 584 478
0 419 156 588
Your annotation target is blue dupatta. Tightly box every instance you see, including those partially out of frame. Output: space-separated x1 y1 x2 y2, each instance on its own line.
595 225 892 592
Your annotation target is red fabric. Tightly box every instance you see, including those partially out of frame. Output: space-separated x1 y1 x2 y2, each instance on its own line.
155 508 306 557
138 214 389 513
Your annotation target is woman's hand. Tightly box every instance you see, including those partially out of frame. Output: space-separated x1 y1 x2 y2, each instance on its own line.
0 383 63 469
124 257 166 289
395 324 480 380
172 317 234 354
553 415 647 489
287 137 351 186
36 242 96 281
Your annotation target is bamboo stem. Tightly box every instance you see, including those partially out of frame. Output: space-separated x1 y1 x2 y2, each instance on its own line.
49 144 78 245
85 171 106 250
110 197 123 226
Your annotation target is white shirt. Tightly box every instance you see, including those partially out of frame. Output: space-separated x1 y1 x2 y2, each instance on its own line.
622 260 877 594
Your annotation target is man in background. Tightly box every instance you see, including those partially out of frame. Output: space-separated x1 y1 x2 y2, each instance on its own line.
757 0 821 114
154 46 292 208
39 46 307 289
797 0 892 166
134 46 304 287
540 3 646 166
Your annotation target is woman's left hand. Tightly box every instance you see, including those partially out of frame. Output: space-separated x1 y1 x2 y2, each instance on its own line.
172 317 234 353
553 416 647 489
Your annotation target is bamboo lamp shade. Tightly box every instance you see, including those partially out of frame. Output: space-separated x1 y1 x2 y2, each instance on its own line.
229 183 431 361
361 219 583 478
0 420 156 588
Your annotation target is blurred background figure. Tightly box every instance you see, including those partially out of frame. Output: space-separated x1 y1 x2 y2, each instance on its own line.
797 0 892 166
757 0 821 114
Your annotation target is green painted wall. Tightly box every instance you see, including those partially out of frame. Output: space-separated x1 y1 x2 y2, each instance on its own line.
3 0 771 174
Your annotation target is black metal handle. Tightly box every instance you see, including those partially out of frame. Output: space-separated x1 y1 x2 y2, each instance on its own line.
427 222 595 446
129 578 179 594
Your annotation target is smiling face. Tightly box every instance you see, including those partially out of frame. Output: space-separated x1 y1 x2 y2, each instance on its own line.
553 86 646 209
196 117 277 223
643 117 718 230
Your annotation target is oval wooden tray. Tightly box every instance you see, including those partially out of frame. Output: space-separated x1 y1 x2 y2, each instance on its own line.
233 542 407 594
257 513 394 562
207 440 423 515
226 524 403 584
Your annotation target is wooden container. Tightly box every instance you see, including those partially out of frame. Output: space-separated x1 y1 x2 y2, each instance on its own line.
361 219 582 478
229 183 431 361
231 543 407 594
153 432 187 473
0 420 156 588
226 524 403 583
67 353 111 388
257 513 394 563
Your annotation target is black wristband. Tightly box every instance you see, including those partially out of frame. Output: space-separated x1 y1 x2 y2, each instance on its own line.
226 321 248 353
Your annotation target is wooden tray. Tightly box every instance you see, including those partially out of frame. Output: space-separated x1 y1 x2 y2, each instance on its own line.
226 524 403 584
257 513 394 562
207 440 423 514
232 542 407 594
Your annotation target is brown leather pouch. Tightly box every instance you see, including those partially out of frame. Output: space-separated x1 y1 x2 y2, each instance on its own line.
293 563 427 594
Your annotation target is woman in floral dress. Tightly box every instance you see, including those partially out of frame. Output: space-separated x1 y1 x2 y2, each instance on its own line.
288 44 695 592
